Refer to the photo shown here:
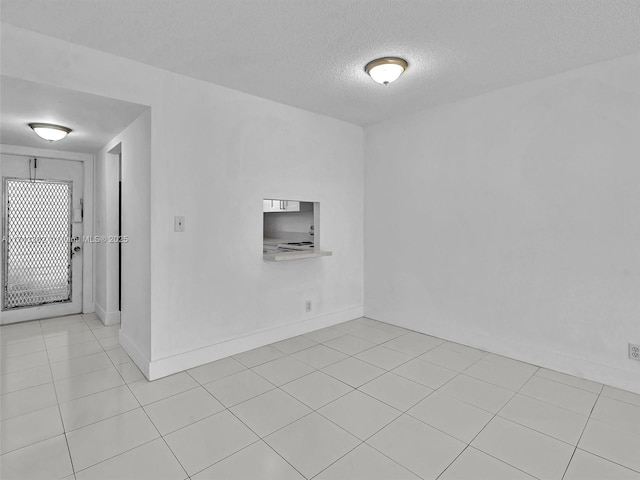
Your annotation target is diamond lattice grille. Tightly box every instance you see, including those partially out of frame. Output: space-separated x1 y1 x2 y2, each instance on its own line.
3 178 72 309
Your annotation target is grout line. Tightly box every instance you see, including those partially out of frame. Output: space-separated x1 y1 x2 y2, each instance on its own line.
561 385 604 480
38 319 78 477
93 321 191 480
182 368 308 479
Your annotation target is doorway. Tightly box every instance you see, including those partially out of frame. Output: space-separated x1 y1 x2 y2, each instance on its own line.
1 154 84 323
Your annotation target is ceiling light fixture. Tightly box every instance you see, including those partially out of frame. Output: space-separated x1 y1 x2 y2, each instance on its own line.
28 123 72 142
365 57 408 85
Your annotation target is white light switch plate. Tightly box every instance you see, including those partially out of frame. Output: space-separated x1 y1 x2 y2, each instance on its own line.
174 216 185 232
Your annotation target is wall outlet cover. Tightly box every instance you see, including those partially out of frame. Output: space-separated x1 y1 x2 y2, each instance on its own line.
629 343 640 361
174 216 185 232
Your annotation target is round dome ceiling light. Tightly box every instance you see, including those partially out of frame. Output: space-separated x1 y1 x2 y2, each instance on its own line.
365 57 408 85
28 123 72 142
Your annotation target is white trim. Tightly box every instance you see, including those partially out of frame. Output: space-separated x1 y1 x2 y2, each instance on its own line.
146 306 364 380
119 329 150 379
94 302 121 326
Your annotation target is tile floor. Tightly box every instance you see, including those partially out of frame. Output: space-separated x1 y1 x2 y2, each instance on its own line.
1 314 639 479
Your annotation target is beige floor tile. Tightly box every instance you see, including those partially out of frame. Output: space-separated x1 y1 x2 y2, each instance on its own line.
408 391 493 443
281 370 353 409
292 344 348 369
359 372 432 411
324 334 375 355
334 320 369 335
471 416 574 479
564 448 640 480
203 369 274 407
418 344 485 372
128 372 198 405
0 350 49 375
382 332 444 356
75 438 187 480
438 374 514 413
271 335 318 354
498 393 588 445
319 390 401 440
54 366 124 403
439 446 535 480
0 364 52 394
41 322 90 339
2 338 47 357
252 355 314 386
114 361 146 383
601 385 640 406
50 351 113 381
1 382 57 421
579 418 640 472
355 345 411 370
464 355 537 391
315 443 420 480
303 327 344 343
44 330 97 350
105 346 133 365
144 387 224 434
0 405 63 454
47 340 103 363
66 408 159 471
322 357 385 388
59 385 139 431
230 388 311 436
232 345 283 368
192 440 304 480
591 395 640 435
265 412 360 479
349 326 400 344
393 358 457 389
520 376 598 416
535 368 603 394
367 414 466 479
0 435 73 480
164 410 258 476
187 356 246 384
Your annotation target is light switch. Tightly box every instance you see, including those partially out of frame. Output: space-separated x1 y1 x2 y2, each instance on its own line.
174 216 185 232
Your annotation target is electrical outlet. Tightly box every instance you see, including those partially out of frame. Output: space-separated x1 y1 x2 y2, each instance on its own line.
305 300 312 312
630 343 640 361
174 216 185 233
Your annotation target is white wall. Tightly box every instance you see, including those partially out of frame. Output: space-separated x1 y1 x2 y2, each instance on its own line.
1 24 364 379
95 111 152 366
365 53 640 394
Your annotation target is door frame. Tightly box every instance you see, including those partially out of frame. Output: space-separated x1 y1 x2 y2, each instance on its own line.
0 144 94 324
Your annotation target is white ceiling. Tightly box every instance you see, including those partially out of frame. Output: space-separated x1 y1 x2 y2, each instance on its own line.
1 0 640 126
0 76 149 154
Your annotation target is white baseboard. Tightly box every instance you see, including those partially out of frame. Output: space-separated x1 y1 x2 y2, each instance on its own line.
95 303 121 326
146 306 364 381
367 315 640 396
119 329 151 380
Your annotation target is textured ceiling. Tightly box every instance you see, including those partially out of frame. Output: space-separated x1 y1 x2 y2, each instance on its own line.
1 0 640 125
0 76 148 153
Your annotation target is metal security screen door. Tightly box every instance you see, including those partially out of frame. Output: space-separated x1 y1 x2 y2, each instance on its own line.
3 178 73 309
